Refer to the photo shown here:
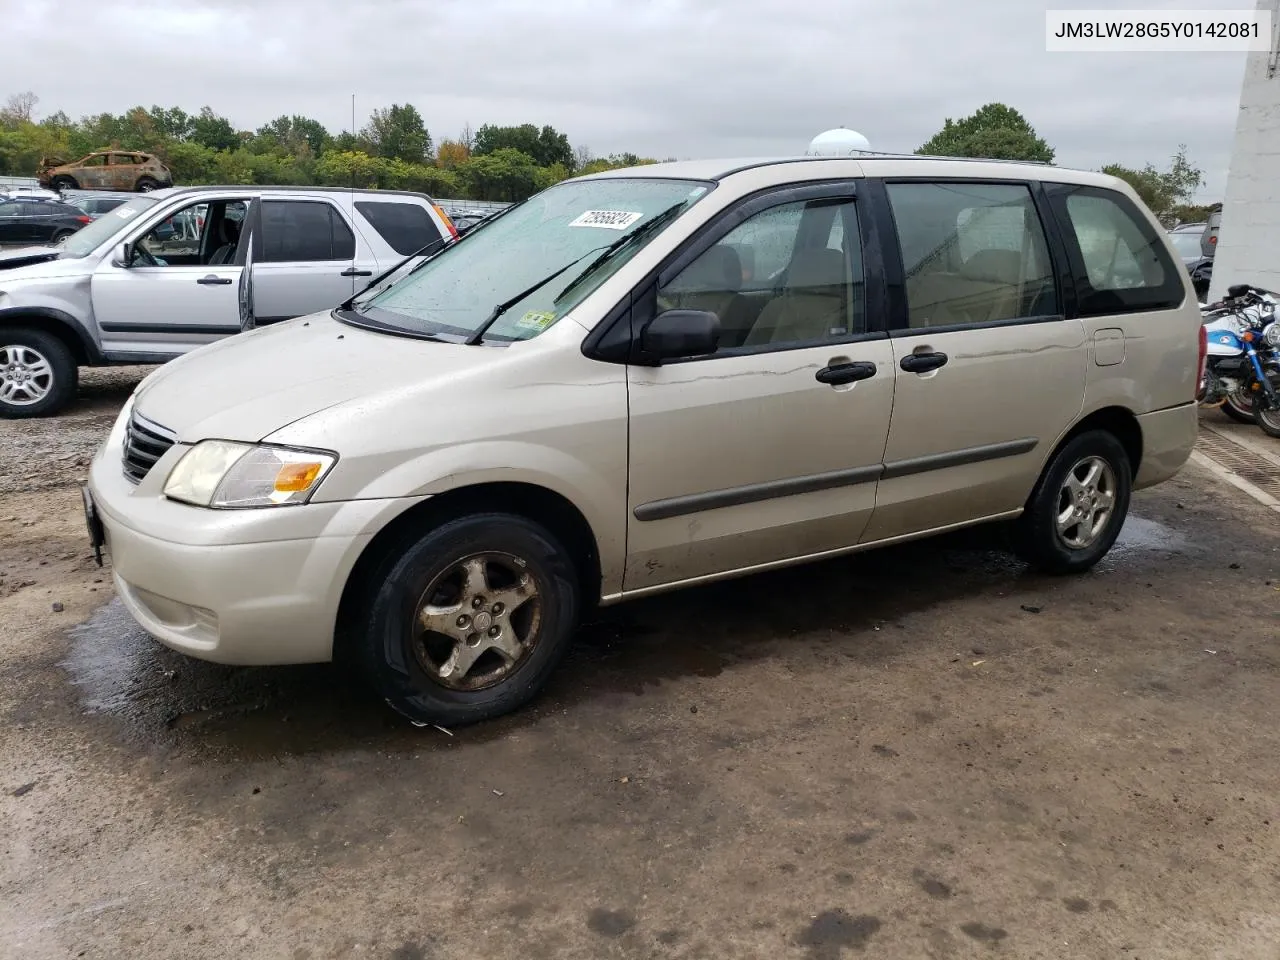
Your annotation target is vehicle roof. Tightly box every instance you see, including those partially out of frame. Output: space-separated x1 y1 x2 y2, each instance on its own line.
143 185 437 202
1170 222 1207 231
577 154 1126 189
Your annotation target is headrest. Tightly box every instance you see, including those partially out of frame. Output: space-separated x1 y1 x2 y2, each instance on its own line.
787 248 846 289
668 244 742 293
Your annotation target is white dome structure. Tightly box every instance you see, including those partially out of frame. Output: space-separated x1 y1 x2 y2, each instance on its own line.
806 128 873 156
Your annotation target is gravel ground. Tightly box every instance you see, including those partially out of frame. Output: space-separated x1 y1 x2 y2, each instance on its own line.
2 391 1280 959
0 366 149 495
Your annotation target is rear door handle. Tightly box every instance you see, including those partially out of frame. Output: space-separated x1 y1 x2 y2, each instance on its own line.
340 267 373 277
196 275 233 285
900 351 948 373
815 361 877 385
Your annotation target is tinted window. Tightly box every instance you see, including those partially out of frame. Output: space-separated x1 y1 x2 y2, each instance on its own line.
0 202 20 219
1056 187 1183 314
261 201 354 262
355 201 440 255
657 197 863 351
888 182 1058 329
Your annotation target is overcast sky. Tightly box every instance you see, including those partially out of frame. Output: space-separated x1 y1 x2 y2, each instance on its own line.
4 0 1254 199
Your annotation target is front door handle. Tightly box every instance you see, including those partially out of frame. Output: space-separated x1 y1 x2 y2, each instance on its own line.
340 267 373 277
196 275 233 285
816 361 877 385
900 351 948 373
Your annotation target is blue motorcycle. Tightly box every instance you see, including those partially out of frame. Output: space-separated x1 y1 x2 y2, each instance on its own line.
1198 284 1280 438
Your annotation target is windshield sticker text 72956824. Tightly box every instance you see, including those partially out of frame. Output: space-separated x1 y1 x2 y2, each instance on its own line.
568 210 643 230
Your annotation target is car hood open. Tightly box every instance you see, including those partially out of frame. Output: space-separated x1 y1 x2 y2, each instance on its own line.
133 312 501 442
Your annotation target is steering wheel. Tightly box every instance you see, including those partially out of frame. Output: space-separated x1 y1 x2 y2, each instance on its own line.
133 240 162 267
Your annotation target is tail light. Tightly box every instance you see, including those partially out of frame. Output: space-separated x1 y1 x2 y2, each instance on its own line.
76 215 91 224
1197 322 1208 396
433 204 459 240
1209 235 1217 245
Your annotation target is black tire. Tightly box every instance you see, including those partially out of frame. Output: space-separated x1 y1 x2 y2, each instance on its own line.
0 328 78 419
355 513 581 727
51 229 73 243
1255 396 1280 439
1222 391 1256 423
50 176 78 192
135 177 159 192
1014 430 1132 575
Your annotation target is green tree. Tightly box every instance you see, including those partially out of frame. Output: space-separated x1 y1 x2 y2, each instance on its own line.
190 106 239 152
473 123 574 168
917 103 1055 163
362 104 432 163
458 148 543 201
1101 146 1204 219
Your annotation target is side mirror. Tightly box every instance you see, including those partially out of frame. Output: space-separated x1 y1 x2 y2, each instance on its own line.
1227 283 1251 299
639 309 720 363
111 242 133 268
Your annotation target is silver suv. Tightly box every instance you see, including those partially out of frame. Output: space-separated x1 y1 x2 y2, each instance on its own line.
0 186 457 417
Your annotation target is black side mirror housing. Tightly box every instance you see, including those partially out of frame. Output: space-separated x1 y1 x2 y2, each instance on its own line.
1227 283 1251 299
638 309 720 363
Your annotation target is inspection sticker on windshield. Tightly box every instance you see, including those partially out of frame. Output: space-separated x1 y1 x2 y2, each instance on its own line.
115 207 138 219
515 310 556 332
568 210 642 230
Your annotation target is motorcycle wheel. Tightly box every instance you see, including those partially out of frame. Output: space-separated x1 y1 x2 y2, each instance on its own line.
1222 391 1257 423
1256 381 1280 438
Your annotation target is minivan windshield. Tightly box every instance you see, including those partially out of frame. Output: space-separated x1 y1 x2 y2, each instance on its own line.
58 196 160 258
350 177 713 342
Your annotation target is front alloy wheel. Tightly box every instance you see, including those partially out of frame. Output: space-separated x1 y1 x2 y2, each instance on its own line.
355 513 581 726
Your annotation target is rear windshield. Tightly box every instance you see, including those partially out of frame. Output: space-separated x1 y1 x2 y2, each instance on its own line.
356 200 441 255
57 196 160 258
1168 230 1203 258
350 177 712 343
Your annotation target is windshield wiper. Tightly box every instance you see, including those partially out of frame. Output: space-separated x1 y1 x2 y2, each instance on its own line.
551 201 689 304
463 243 616 346
463 201 691 346
342 235 451 311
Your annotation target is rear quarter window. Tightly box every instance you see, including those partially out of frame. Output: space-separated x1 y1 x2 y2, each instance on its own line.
1048 184 1184 315
355 201 442 256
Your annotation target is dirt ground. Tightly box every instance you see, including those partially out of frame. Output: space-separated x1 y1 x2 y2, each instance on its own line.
2 373 1280 960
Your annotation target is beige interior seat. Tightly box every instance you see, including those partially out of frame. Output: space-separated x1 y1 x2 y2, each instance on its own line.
744 248 849 346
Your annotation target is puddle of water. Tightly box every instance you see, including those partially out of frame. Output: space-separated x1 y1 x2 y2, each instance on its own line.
1110 516 1188 558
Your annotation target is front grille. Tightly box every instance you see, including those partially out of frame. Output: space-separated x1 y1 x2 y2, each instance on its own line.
122 411 177 484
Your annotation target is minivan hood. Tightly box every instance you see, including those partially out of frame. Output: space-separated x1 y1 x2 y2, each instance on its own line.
133 313 501 441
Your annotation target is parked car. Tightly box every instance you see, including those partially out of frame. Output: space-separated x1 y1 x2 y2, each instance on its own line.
1168 223 1213 301
83 156 1202 728
37 151 174 193
69 194 134 219
0 185 457 416
1202 205 1221 259
0 185 63 202
0 199 90 245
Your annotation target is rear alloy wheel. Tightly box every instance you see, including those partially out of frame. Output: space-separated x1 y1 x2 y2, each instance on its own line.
1015 430 1132 574
0 329 77 418
357 513 580 726
51 229 73 244
135 177 160 192
50 176 78 193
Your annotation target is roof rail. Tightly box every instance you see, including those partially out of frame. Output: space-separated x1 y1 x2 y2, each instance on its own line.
827 150 1055 166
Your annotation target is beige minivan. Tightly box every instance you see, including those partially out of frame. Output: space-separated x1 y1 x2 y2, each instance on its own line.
85 156 1203 725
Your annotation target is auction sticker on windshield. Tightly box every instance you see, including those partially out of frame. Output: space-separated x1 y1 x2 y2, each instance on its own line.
569 210 643 230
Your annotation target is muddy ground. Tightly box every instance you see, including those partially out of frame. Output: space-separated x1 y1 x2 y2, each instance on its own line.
2 374 1280 959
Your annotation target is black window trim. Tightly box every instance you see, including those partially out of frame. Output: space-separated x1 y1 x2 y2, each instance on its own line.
582 179 891 366
1041 181 1186 317
255 197 357 264
873 176 1071 336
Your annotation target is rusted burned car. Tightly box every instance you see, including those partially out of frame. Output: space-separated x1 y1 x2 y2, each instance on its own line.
37 151 173 193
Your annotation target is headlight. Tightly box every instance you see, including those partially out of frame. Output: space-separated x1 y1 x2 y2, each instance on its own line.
1265 323 1280 348
163 440 336 508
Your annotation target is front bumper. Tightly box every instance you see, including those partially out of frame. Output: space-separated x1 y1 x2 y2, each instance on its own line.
87 425 423 665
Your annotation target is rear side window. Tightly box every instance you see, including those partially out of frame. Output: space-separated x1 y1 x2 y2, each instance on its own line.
261 200 355 262
355 201 441 255
887 182 1059 329
1050 185 1183 315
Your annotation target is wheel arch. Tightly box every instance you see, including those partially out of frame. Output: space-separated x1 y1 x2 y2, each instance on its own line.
0 307 101 364
334 481 604 662
1042 405 1143 483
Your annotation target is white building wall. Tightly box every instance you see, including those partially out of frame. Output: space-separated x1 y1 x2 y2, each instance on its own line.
1210 0 1280 300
